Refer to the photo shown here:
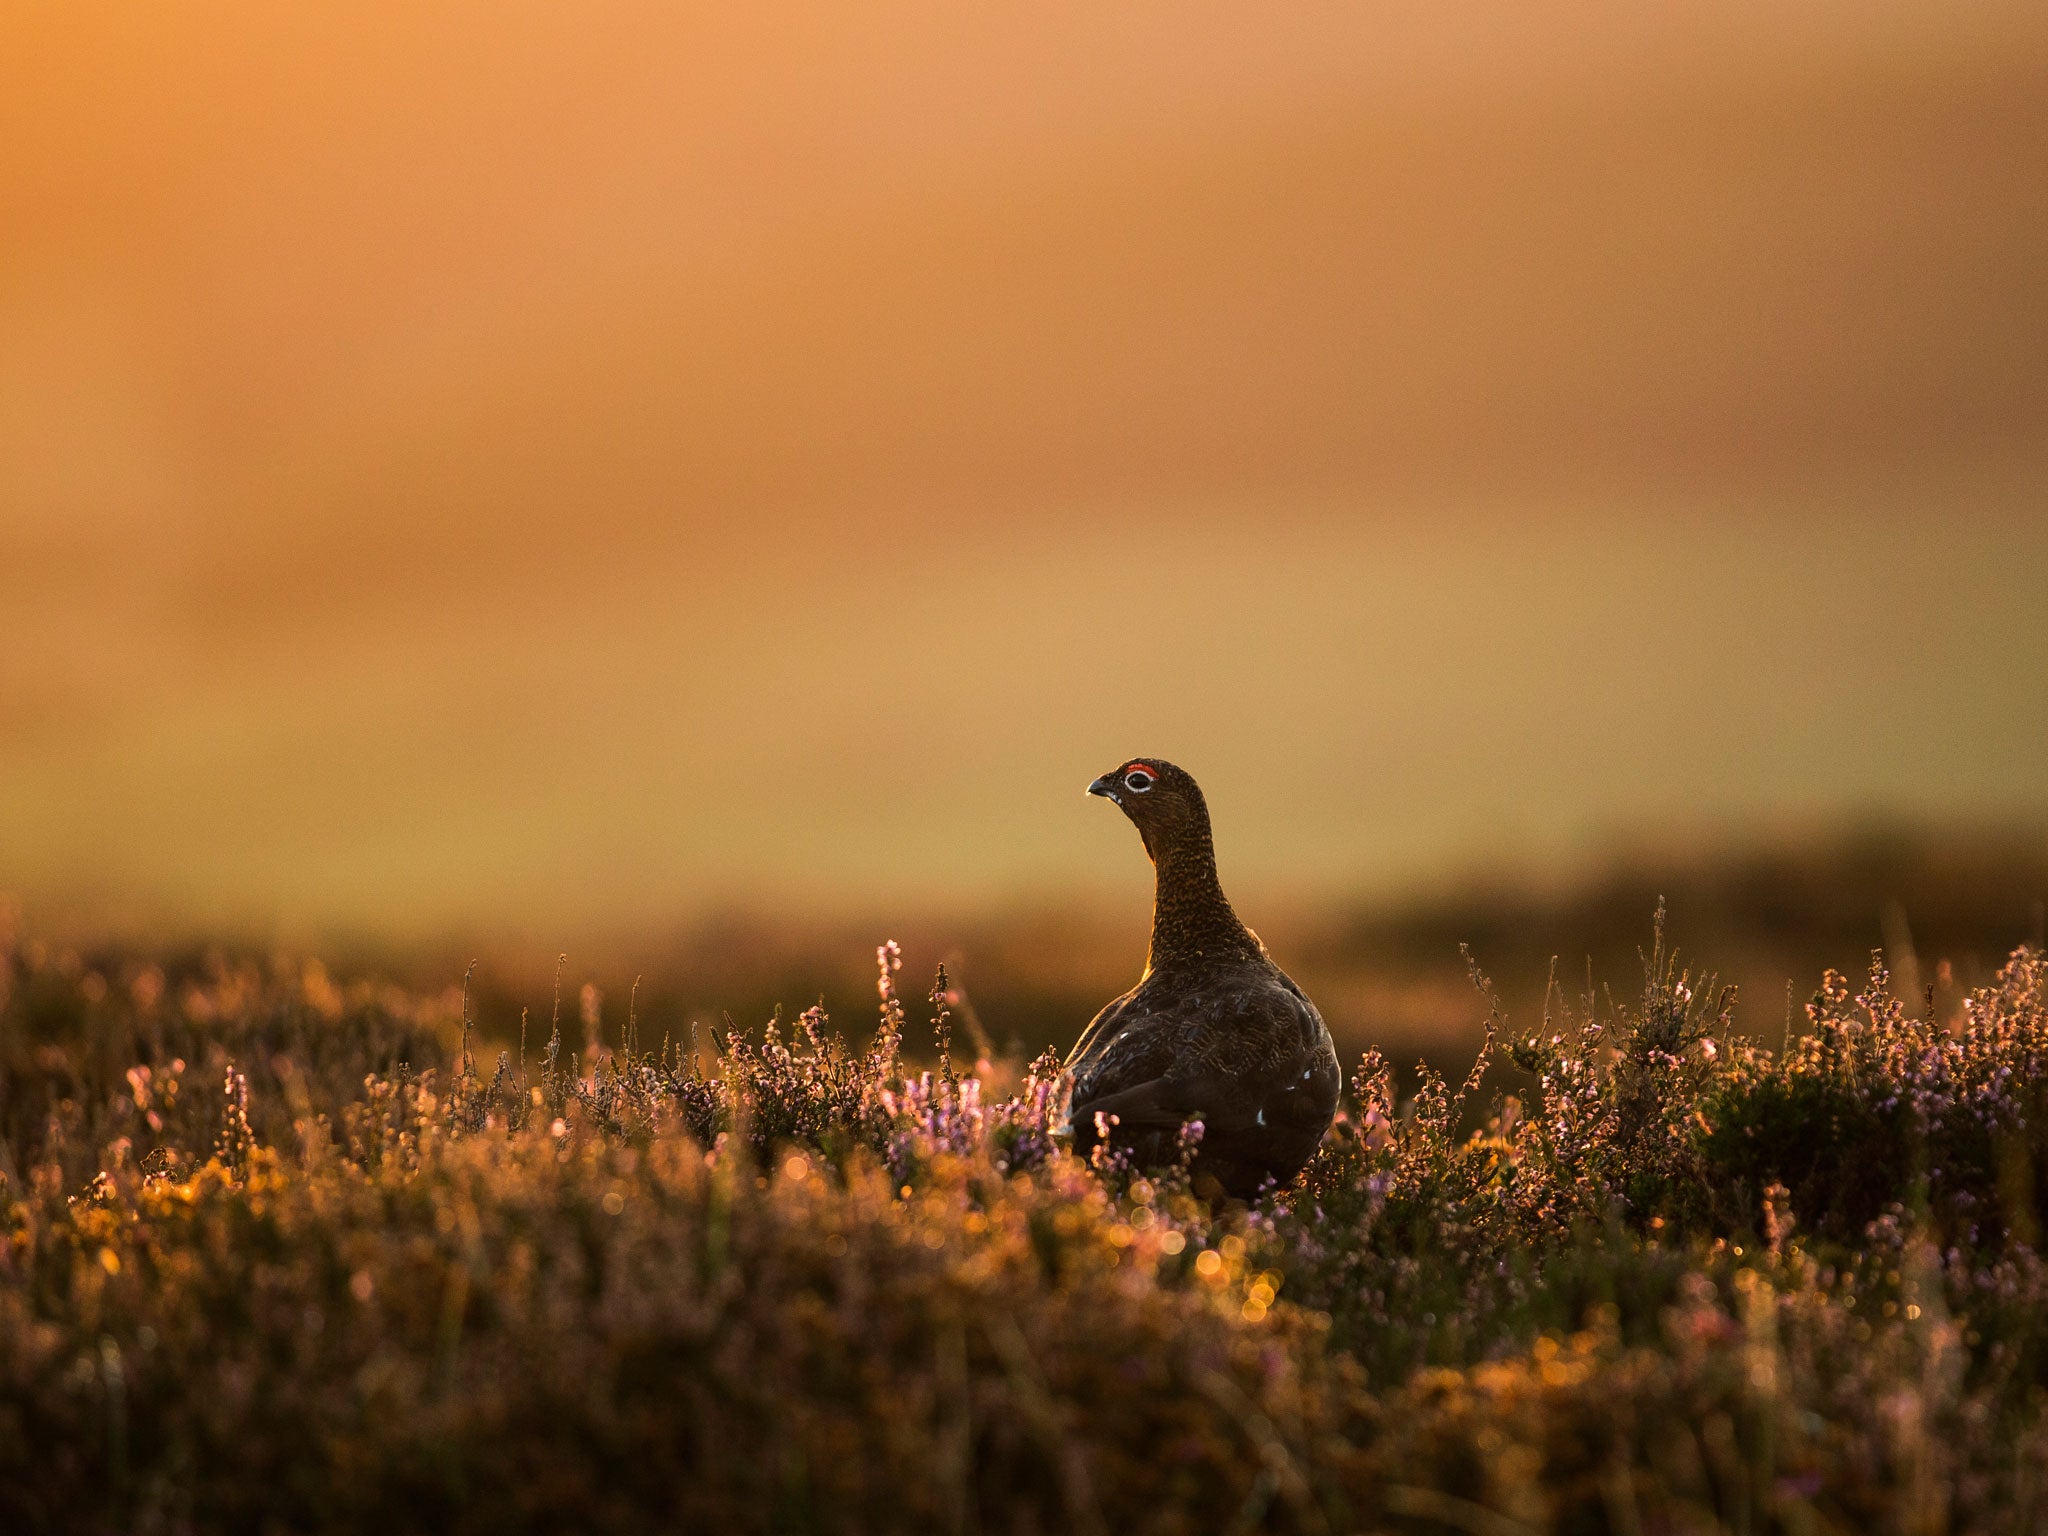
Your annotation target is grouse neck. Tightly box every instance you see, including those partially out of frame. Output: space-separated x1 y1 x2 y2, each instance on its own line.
1145 822 1263 973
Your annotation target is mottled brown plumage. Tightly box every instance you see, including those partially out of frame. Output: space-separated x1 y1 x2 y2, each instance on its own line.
1066 758 1340 1198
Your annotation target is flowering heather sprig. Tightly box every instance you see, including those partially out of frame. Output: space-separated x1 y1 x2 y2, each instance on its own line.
930 962 955 1087
213 1060 253 1171
990 1049 1067 1173
880 1070 985 1181
868 940 906 1103
1088 1110 1136 1179
872 1039 1070 1181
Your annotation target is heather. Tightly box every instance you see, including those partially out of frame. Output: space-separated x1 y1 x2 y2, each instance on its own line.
5 922 2048 1534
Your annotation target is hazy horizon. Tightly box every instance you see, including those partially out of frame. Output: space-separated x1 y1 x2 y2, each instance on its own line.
5 3 2046 941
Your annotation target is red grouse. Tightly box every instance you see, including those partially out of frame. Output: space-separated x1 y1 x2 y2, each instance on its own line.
1066 758 1340 1197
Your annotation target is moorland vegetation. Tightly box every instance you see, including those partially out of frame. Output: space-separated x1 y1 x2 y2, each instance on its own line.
4 910 2047 1534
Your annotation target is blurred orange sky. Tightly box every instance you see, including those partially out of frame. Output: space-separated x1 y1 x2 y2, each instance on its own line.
3 3 2045 941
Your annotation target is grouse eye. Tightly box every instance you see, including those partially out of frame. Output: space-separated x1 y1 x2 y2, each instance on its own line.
1122 768 1156 793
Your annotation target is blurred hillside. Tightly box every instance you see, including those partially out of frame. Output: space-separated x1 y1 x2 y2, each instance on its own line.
1305 822 2048 1057
24 823 2037 1079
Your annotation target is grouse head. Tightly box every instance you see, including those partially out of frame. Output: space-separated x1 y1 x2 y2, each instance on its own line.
1086 757 1209 863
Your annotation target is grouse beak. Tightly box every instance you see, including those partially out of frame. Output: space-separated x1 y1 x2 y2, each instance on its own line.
1086 773 1119 801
